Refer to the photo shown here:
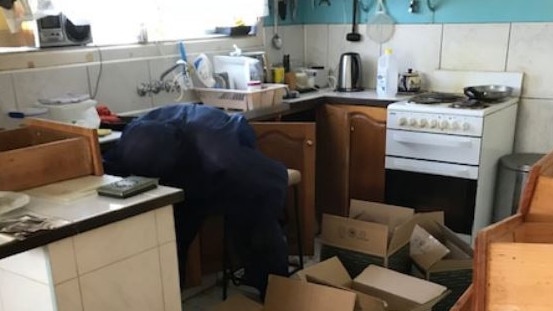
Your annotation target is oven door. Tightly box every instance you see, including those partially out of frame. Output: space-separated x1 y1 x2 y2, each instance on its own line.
386 129 481 165
385 156 477 235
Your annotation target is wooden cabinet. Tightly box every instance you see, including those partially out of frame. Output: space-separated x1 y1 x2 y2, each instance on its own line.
316 104 387 218
251 122 316 256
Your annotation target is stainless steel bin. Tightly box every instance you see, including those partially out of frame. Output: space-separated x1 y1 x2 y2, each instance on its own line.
492 153 545 222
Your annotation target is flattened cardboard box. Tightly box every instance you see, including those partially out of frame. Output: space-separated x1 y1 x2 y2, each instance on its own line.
321 199 443 275
409 219 473 311
352 265 450 311
212 275 357 311
294 256 387 311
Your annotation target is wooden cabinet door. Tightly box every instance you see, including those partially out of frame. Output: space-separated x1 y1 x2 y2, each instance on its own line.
316 104 350 217
316 104 387 217
347 106 387 203
251 122 316 255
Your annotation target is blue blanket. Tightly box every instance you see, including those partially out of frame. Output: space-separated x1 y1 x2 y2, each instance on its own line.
103 103 289 296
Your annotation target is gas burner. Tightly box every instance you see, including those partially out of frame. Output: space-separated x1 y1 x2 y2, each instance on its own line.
449 99 490 110
408 92 466 105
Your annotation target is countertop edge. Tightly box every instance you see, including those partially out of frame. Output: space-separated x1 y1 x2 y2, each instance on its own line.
0 190 184 259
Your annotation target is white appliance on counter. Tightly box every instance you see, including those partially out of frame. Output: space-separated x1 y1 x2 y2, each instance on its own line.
384 70 523 242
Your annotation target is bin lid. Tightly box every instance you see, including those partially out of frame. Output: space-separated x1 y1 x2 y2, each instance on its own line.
500 153 546 172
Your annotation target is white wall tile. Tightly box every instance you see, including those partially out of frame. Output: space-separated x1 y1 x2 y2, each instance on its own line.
0 247 50 284
264 25 305 69
80 248 164 311
155 205 176 244
304 25 329 69
73 211 157 274
382 24 442 91
0 269 55 311
328 24 380 89
159 243 181 311
508 23 553 98
55 279 83 311
12 65 89 109
514 98 553 153
48 237 78 284
87 60 153 114
441 24 510 71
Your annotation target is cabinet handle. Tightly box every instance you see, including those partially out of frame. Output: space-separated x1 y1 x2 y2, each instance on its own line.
350 126 354 132
306 139 313 146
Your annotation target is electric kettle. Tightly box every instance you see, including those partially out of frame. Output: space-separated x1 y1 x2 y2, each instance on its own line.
337 52 363 92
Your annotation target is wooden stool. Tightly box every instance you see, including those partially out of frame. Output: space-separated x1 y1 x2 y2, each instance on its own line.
222 169 304 299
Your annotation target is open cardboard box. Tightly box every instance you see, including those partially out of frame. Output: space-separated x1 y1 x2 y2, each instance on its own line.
295 256 449 311
320 199 443 275
213 275 357 311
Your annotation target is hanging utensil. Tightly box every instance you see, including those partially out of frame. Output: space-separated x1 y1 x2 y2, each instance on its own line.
366 0 395 43
278 0 287 20
346 0 361 42
272 0 283 50
290 0 297 21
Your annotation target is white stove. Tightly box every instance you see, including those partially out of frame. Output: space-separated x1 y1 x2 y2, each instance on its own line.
384 70 523 242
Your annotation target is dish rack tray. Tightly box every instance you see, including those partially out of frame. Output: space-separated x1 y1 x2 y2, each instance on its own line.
194 84 286 111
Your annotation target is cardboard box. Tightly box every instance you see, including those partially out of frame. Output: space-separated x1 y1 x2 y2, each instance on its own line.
213 275 357 311
409 220 473 311
295 256 387 311
320 199 442 276
352 265 450 311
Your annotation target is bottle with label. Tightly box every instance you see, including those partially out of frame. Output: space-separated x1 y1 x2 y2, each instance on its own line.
376 48 399 97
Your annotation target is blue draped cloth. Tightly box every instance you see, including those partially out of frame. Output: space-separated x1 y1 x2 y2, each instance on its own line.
103 103 289 296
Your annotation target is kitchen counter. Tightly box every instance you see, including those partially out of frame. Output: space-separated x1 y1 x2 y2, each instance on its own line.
0 176 184 311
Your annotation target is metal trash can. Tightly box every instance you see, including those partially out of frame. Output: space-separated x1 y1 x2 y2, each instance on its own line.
492 153 545 222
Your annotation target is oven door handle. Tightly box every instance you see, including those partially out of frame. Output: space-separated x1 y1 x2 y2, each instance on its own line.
392 133 473 148
393 162 471 178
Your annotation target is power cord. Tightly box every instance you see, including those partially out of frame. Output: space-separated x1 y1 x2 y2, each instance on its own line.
90 44 103 100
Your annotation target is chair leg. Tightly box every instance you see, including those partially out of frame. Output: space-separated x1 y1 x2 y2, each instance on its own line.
292 184 304 270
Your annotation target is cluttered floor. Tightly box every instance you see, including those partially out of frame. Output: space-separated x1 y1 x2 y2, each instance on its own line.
181 238 322 310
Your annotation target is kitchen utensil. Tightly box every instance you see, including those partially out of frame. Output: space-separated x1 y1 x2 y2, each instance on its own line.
278 0 287 20
346 0 361 42
463 85 513 101
366 0 395 43
290 0 297 20
398 68 422 92
272 0 283 50
337 52 363 92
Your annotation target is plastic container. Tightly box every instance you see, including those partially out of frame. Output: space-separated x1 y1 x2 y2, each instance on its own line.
194 83 286 111
376 48 399 97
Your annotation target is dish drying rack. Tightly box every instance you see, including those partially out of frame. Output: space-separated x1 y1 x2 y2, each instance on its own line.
194 84 287 111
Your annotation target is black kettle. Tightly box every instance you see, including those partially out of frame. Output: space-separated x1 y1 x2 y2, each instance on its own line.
337 52 363 92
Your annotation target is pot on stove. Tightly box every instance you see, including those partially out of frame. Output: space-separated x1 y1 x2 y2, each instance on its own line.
398 69 422 92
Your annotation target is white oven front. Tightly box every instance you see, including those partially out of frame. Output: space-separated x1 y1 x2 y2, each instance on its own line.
385 129 482 166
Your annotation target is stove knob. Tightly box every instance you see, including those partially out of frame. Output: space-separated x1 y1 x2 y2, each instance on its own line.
451 121 460 130
419 119 428 128
463 122 471 131
409 118 418 127
429 119 438 128
398 117 408 126
440 120 449 130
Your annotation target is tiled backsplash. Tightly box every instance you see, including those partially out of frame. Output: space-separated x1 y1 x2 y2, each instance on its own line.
1 23 553 154
264 22 553 154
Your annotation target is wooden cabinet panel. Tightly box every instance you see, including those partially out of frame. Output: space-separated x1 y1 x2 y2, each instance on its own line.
316 104 387 217
251 122 316 255
349 107 386 203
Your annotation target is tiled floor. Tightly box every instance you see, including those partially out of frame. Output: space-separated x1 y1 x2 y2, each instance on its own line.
181 239 322 310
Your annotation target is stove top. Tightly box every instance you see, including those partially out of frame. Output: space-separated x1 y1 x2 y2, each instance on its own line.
393 92 518 117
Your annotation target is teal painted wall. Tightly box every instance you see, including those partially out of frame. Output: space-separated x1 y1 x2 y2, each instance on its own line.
268 0 553 26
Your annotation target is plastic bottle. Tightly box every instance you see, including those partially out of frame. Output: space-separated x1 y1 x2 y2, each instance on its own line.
376 48 399 97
